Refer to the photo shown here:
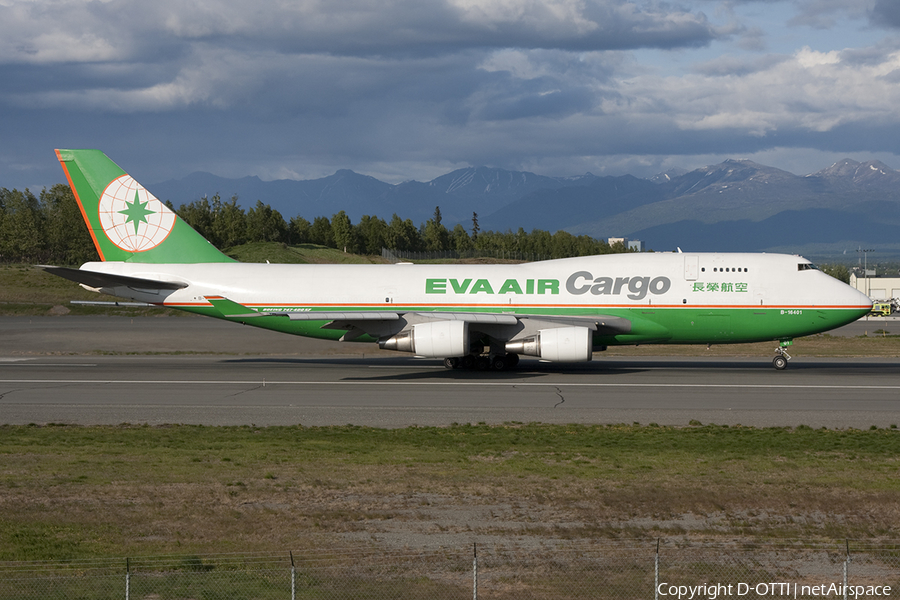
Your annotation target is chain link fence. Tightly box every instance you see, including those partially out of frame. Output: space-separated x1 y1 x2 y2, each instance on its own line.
1 540 899 599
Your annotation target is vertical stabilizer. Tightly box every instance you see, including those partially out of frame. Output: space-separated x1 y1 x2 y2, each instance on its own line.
55 149 234 263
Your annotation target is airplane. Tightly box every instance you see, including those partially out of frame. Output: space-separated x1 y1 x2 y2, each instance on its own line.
44 149 873 371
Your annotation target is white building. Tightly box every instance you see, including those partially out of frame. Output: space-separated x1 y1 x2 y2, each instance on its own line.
850 274 900 301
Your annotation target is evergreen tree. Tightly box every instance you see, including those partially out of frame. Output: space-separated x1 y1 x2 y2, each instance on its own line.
210 194 247 249
424 205 450 252
176 197 215 243
246 200 288 243
288 216 311 244
386 213 421 251
42 184 97 265
309 216 334 247
356 215 388 255
450 223 472 254
331 210 357 253
0 188 44 262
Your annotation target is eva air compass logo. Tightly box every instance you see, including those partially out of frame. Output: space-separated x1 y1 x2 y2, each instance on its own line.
98 175 176 252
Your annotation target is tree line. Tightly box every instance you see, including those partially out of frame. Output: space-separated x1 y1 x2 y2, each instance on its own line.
0 185 98 265
172 195 627 258
0 186 627 265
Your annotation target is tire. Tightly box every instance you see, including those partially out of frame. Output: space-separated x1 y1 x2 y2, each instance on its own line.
491 355 508 371
443 357 460 369
773 355 788 370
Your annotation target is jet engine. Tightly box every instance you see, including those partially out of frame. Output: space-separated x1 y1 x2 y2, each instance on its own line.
504 326 592 362
378 320 469 358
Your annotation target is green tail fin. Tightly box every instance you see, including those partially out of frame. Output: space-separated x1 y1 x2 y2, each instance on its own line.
55 149 235 263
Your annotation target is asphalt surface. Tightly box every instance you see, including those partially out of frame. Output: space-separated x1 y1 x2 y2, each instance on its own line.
0 317 900 428
1 316 899 428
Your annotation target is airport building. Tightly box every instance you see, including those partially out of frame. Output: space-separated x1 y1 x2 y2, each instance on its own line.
608 238 645 252
850 273 900 301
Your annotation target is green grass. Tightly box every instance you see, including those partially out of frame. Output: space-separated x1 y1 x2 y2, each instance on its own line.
1 423 898 561
225 242 388 264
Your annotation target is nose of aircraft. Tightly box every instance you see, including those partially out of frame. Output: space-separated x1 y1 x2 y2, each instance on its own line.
835 277 874 313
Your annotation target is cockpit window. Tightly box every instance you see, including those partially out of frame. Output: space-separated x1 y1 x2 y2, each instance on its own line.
798 263 819 271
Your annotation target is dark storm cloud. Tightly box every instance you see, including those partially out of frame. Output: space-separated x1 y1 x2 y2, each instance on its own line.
2 0 900 192
156 0 725 56
871 0 900 28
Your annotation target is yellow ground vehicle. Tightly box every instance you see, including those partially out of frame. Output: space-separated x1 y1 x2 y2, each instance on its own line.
870 302 893 317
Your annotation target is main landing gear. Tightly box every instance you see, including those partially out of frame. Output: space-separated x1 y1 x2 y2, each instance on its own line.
772 341 793 370
444 353 520 371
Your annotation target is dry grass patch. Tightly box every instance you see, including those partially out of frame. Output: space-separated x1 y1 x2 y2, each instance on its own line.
1 423 899 560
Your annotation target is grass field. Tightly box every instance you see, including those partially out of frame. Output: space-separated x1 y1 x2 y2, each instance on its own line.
1 423 899 561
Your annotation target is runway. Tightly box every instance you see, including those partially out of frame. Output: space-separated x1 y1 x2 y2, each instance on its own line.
2 353 900 428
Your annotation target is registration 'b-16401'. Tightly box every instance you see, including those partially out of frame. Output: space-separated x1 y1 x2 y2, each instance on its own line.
45 149 872 370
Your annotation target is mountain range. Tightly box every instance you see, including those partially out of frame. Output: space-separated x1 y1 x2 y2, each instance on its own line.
150 158 900 258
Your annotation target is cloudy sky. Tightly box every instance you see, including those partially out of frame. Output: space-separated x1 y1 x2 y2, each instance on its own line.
3 0 900 192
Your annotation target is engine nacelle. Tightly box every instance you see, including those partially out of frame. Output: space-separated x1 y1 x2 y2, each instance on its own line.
505 326 592 362
378 320 469 358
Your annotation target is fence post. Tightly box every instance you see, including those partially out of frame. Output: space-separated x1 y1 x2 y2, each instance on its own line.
843 540 851 600
125 558 130 600
290 552 296 600
655 539 659 600
473 543 478 600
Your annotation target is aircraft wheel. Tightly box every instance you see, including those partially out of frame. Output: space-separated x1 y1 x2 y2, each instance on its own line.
444 357 460 369
461 355 476 369
476 356 490 370
504 353 520 368
772 355 788 370
491 355 508 371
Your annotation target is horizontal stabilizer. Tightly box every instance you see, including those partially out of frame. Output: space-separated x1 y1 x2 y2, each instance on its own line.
41 265 187 291
204 296 259 318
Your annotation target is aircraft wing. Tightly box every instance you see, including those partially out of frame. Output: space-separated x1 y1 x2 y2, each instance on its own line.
203 296 631 340
274 311 520 324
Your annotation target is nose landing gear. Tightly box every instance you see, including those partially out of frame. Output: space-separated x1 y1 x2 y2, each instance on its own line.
772 341 792 370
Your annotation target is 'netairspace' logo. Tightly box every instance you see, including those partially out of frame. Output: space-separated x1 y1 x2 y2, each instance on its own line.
98 175 176 252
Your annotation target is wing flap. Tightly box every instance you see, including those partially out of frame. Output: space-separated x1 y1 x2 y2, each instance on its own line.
409 312 520 325
516 314 632 335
